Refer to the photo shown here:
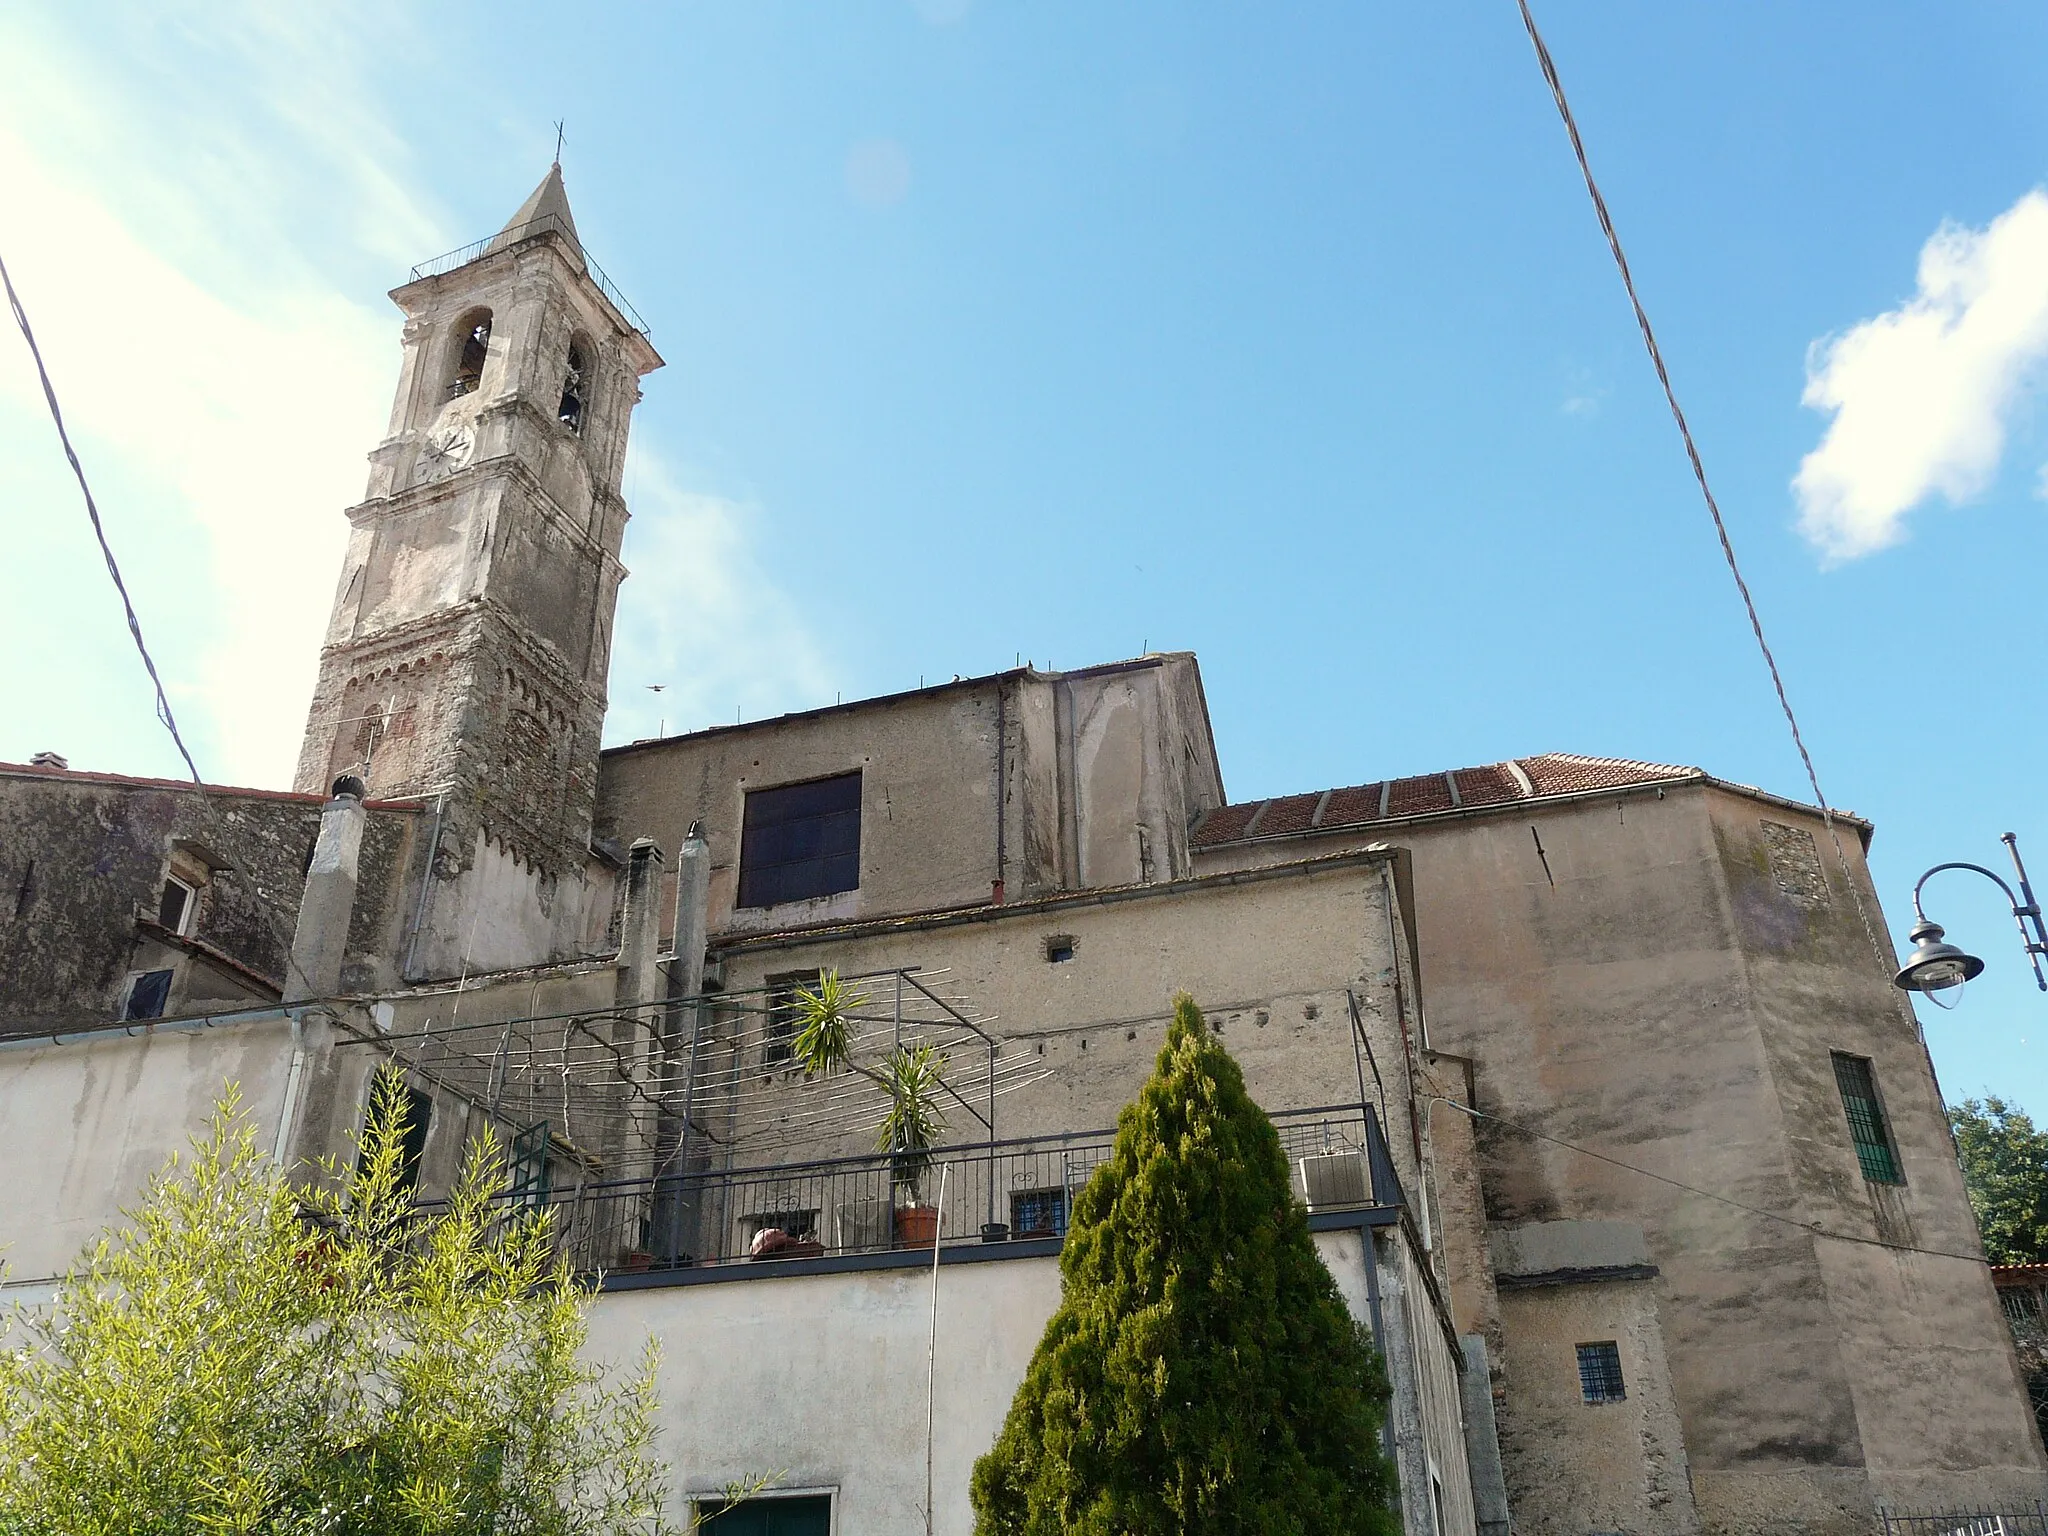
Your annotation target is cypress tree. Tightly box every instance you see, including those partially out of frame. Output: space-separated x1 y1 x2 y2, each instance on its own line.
971 994 1400 1536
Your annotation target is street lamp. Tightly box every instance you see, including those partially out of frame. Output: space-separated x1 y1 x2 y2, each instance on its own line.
1893 833 2048 997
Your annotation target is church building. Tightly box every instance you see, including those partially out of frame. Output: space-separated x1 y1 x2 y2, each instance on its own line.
0 167 2040 1536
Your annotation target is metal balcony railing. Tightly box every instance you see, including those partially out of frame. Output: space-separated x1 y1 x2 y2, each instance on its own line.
487 1101 1403 1279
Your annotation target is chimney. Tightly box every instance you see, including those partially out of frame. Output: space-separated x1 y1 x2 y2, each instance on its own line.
285 775 367 1002
671 821 711 999
29 751 67 770
616 836 666 1014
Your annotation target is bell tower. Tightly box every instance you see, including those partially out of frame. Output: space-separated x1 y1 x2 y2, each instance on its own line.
296 165 663 976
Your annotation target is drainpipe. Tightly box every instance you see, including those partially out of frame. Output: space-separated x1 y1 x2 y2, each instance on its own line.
273 1005 323 1164
401 788 448 981
287 776 367 1002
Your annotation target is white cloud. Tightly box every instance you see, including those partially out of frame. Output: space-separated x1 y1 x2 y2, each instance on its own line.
1794 189 2048 561
605 456 835 746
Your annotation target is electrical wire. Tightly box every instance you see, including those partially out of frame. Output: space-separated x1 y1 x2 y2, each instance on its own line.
1512 2 1892 976
2 250 202 783
1430 1095 1989 1268
3 246 314 996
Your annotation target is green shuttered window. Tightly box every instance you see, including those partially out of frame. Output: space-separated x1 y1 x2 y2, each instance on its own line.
1832 1052 1904 1185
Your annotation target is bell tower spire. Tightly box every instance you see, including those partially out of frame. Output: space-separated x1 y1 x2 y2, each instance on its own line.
295 167 663 977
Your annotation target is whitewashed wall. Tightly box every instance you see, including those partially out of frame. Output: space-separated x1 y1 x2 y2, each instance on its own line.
586 1230 1430 1534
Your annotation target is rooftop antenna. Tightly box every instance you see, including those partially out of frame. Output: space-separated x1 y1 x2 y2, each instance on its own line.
552 120 566 168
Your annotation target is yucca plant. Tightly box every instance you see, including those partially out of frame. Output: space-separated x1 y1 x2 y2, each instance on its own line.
790 970 866 1076
874 1041 950 1201
792 971 951 1205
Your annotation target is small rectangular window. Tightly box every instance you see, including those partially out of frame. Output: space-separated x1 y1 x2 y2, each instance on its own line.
1011 1187 1070 1238
762 971 822 1068
157 876 196 936
1832 1052 1904 1184
1576 1341 1626 1404
122 969 174 1021
697 1492 833 1535
738 773 861 909
361 1067 434 1197
507 1121 550 1210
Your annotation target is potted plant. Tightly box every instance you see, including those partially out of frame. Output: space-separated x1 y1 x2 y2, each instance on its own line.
792 972 950 1250
877 1042 947 1248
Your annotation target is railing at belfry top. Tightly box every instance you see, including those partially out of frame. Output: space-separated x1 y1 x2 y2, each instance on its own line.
1879 1508 2048 1536
406 213 649 336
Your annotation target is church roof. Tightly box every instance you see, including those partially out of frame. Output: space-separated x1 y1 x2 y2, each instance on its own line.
1189 753 1713 847
491 163 581 258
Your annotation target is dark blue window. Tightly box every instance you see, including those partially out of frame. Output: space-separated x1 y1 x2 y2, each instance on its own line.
123 969 173 1021
739 773 861 908
1576 1341 1625 1404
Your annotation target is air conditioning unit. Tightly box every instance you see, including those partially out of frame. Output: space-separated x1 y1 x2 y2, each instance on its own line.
833 1197 893 1253
1298 1150 1370 1211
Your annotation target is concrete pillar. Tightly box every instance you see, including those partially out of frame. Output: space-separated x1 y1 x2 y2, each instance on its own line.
608 837 664 1191
285 776 367 1002
671 821 711 999
616 837 665 1014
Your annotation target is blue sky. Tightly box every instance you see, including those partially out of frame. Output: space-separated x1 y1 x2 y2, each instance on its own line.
4 2 2047 1113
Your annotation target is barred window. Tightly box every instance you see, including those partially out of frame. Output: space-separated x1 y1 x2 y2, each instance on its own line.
738 773 861 908
1576 1341 1626 1404
1832 1053 1904 1185
1011 1187 1071 1238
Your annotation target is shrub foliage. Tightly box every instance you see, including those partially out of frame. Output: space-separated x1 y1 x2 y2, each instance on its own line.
0 1074 677 1535
970 994 1400 1535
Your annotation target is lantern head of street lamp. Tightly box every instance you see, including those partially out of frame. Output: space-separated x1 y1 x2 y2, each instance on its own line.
1893 918 1987 994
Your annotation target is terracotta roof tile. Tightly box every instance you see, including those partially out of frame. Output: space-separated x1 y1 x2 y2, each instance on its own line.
1189 802 1262 846
1190 753 1701 847
1517 753 1699 796
1385 773 1455 818
1319 784 1384 829
1452 764 1523 807
1254 792 1324 837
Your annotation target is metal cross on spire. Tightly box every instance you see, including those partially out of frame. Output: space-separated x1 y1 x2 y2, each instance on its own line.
552 120 565 168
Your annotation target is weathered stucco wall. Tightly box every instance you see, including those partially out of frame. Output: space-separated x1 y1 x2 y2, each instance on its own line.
0 766 418 1032
591 655 1225 943
597 680 1009 939
1494 1273 1698 1534
587 1228 1434 1534
1192 777 2048 1528
702 855 1430 1205
0 1015 297 1286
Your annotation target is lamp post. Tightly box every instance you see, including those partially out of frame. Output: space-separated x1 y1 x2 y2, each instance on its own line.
1892 833 2048 997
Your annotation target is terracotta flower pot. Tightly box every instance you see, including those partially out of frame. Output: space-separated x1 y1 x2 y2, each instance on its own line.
894 1203 940 1250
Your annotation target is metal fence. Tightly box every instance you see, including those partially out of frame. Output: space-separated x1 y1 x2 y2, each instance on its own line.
507 1101 1394 1277
1879 1509 2048 1536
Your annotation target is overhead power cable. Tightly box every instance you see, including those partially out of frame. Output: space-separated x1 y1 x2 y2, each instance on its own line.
1511 1 1891 976
3 247 314 997
1 250 202 784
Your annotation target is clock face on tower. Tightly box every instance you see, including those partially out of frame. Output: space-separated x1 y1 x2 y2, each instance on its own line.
417 421 475 482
